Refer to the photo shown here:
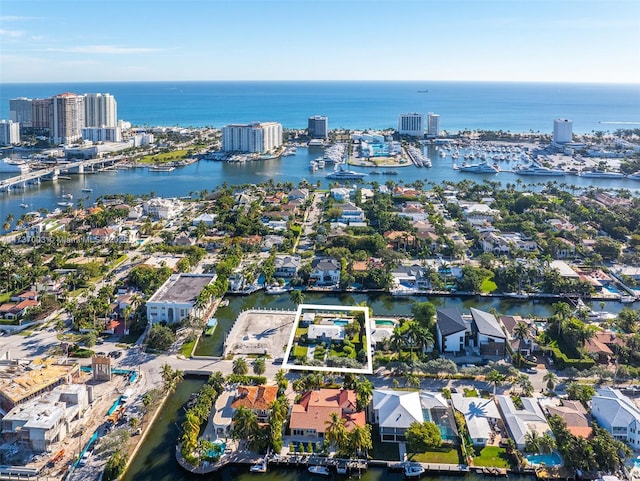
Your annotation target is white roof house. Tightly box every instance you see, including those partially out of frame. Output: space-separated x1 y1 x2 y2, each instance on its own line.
452 394 501 446
371 389 423 442
592 387 640 450
308 324 345 341
496 395 551 450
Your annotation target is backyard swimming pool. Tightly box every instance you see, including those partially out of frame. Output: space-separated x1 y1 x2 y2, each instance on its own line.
525 452 562 467
376 320 395 327
333 320 349 326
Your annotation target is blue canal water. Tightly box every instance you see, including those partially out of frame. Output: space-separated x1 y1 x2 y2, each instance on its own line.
3 143 640 223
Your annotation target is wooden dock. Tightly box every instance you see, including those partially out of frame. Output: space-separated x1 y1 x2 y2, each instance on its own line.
388 461 471 474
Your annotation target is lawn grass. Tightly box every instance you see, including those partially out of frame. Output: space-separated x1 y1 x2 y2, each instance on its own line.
139 149 191 164
480 278 498 293
471 446 510 468
410 446 461 464
0 292 10 304
463 387 479 397
293 345 308 358
295 327 308 337
179 338 196 357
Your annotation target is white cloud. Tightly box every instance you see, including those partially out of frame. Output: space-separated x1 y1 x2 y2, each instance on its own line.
0 29 25 38
45 44 164 54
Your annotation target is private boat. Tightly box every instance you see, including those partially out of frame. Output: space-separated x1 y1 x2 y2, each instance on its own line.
382 170 398 175
250 459 267 473
19 203 29 208
308 466 330 476
515 163 566 176
579 170 625 178
57 201 73 208
458 161 500 174
61 193 73 199
620 295 637 303
404 462 425 478
265 285 291 295
81 187 93 192
325 168 367 180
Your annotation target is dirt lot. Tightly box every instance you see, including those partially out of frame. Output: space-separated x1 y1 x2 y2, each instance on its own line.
223 310 296 357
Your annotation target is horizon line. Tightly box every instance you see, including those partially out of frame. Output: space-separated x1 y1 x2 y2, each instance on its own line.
2 79 639 86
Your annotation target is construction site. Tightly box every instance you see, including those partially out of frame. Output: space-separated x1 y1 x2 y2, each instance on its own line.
0 355 137 480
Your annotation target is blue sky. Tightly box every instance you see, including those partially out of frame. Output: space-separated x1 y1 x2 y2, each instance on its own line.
1 0 638 83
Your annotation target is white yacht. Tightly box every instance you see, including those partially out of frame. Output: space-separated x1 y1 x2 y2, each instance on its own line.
325 167 367 180
626 171 640 180
579 170 625 179
458 161 499 174
515 164 566 176
0 158 30 174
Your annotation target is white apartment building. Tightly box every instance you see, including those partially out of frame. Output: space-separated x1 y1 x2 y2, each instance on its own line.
553 118 573 144
82 127 122 142
427 112 440 138
222 121 283 153
398 113 424 137
0 120 21 145
146 274 216 323
84 93 117 127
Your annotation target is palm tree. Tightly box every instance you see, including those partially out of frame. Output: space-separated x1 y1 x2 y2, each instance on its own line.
232 406 259 449
275 369 288 395
390 328 405 359
539 432 556 454
325 412 348 453
253 357 266 376
232 357 248 376
543 371 558 393
513 321 530 366
524 430 541 453
486 369 505 397
289 289 305 306
348 424 372 459
354 377 374 412
517 374 534 397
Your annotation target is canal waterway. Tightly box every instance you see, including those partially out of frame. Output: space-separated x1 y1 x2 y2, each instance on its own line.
2 144 640 226
194 290 627 357
122 375 536 481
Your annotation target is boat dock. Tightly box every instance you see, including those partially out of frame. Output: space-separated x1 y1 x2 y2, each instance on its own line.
388 461 471 474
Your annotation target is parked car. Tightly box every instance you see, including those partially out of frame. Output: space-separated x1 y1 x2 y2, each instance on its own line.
526 367 538 374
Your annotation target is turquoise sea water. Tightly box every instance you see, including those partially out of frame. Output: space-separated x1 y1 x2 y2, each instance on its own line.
2 81 639 133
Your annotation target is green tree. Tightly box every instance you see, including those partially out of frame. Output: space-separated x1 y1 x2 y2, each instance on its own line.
348 424 372 459
411 301 436 330
289 289 305 305
486 369 505 397
524 430 541 453
543 371 558 393
325 412 348 453
406 421 442 453
232 406 259 449
253 357 266 376
275 369 288 395
147 324 176 351
103 449 127 481
354 377 374 412
232 357 248 376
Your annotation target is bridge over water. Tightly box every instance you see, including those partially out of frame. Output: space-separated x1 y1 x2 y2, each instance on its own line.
0 157 124 192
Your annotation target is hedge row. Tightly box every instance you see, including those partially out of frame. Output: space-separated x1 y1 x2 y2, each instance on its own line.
549 345 595 370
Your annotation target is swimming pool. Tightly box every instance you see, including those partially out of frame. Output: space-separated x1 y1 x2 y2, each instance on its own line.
333 320 349 326
376 320 395 327
525 451 562 467
206 440 226 460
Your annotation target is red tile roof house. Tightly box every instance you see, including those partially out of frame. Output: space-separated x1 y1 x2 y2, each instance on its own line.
289 389 366 439
230 385 278 422
0 299 39 320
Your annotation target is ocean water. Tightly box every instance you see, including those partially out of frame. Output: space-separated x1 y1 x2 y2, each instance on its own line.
2 81 639 133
